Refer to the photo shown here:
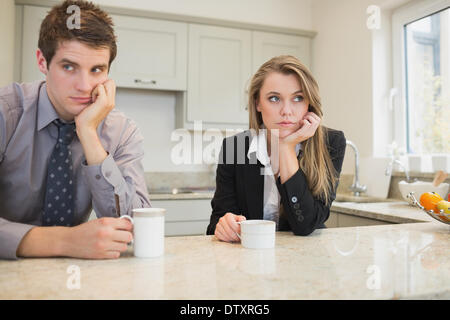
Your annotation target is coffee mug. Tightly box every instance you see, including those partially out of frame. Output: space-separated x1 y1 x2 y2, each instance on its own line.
120 208 166 258
236 220 276 249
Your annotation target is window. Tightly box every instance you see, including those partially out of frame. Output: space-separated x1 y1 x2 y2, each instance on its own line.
392 0 450 158
405 8 449 154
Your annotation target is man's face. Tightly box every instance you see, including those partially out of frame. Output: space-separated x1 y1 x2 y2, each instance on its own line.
37 40 110 121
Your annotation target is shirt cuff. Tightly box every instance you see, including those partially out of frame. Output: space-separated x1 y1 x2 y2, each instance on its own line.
81 153 124 193
0 222 35 260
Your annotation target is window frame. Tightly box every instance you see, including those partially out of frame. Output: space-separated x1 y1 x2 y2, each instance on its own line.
391 0 449 155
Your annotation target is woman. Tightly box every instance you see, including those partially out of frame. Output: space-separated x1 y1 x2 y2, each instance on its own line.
206 55 346 241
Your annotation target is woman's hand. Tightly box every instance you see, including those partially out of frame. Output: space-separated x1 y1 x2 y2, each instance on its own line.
279 112 321 149
272 112 321 183
214 213 246 242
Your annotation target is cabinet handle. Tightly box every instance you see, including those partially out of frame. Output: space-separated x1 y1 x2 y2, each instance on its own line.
134 79 157 85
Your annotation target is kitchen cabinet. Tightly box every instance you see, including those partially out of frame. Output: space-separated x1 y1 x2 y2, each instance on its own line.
91 199 212 235
19 6 187 91
325 211 339 228
179 27 312 129
338 212 391 227
151 199 212 236
185 24 252 127
109 14 187 91
252 31 311 72
326 211 392 228
18 5 313 128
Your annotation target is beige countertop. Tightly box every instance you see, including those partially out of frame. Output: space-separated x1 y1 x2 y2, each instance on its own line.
331 201 436 224
0 220 449 299
149 191 215 201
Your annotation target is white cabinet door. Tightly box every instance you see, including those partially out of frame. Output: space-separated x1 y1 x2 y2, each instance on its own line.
21 5 48 83
325 212 339 228
110 15 187 91
151 199 212 236
19 6 188 91
252 31 311 72
338 213 391 227
187 24 252 125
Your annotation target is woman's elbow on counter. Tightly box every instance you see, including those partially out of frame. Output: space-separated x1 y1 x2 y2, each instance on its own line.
291 226 316 236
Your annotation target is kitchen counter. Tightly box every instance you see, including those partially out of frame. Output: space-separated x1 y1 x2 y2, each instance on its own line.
149 191 215 201
331 201 436 224
0 221 449 299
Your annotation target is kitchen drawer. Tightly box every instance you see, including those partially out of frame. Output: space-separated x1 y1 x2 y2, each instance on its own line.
337 213 391 227
151 199 212 236
325 211 339 228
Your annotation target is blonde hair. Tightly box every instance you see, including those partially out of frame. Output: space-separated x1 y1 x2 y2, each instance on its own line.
248 55 337 205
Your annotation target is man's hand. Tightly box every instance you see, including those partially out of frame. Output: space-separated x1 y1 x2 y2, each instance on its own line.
64 217 133 259
75 79 116 134
214 213 246 242
16 217 133 259
74 79 116 165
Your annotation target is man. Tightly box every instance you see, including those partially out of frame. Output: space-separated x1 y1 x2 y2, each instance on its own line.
0 0 151 260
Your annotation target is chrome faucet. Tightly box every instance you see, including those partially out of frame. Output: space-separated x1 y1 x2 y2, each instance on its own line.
346 140 367 196
385 158 414 183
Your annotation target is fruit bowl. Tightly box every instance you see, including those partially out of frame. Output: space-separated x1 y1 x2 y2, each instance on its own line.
406 192 450 225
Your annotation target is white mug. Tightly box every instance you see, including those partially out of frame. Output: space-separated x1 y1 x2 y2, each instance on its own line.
120 208 166 258
236 220 276 249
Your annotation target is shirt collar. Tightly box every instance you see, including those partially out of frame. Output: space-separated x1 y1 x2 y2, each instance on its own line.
247 127 303 166
37 82 60 131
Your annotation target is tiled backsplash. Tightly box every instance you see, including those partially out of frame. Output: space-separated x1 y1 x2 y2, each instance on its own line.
146 171 449 199
145 171 215 191
339 172 450 200
388 172 450 200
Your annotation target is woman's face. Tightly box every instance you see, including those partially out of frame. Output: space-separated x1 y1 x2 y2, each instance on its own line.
256 72 309 139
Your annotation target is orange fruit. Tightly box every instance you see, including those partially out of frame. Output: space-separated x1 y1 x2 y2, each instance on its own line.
420 192 443 213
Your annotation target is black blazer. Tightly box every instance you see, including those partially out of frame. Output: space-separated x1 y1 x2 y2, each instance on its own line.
206 127 346 236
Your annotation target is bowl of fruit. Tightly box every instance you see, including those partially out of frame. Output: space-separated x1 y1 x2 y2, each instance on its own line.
406 191 450 224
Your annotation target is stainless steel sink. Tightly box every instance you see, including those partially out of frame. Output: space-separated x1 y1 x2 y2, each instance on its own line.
334 194 395 203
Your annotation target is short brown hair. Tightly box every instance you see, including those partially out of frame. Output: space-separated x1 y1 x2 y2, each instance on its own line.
38 0 117 69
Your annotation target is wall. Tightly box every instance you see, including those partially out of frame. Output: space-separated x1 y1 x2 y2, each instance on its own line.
0 0 15 87
115 88 217 172
311 0 413 177
92 0 312 30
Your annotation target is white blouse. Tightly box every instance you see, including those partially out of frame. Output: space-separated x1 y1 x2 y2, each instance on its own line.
247 129 302 227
